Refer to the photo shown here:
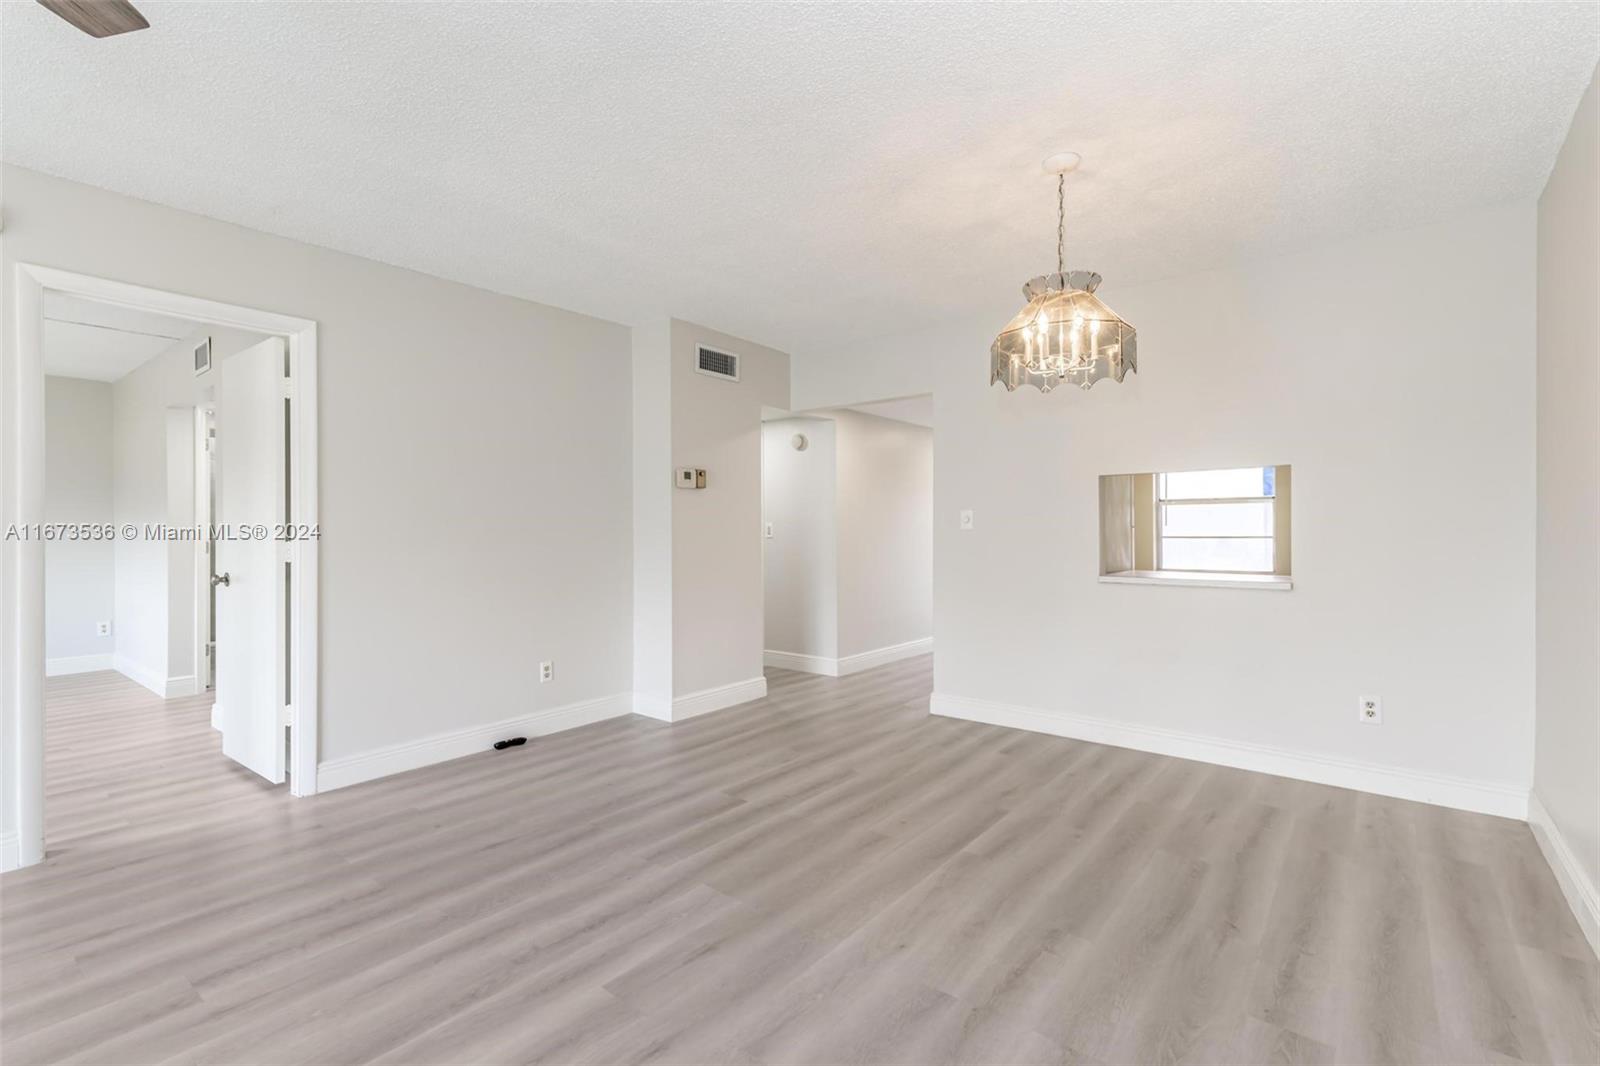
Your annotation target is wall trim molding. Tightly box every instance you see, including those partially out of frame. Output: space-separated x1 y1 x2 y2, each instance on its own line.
669 676 768 722
929 692 1529 820
1528 791 1600 957
765 638 932 678
317 691 633 792
838 637 932 676
110 655 197 699
164 674 198 698
632 692 673 722
45 653 113 677
0 831 18 873
763 649 838 676
112 653 166 698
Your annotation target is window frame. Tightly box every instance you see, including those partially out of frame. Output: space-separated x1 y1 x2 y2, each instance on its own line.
1154 470 1276 576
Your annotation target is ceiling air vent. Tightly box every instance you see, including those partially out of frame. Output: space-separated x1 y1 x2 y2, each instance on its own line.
696 345 740 382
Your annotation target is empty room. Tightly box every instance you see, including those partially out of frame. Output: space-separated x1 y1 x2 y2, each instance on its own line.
1 3 1596 1066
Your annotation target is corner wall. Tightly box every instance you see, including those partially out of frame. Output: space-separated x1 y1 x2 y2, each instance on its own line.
631 320 675 719
1533 63 1600 952
110 326 263 696
833 409 933 662
762 417 839 666
669 320 789 709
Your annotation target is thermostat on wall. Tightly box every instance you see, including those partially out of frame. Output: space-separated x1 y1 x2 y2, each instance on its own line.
675 467 707 489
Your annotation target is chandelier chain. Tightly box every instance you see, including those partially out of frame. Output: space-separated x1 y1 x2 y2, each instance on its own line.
1056 174 1065 277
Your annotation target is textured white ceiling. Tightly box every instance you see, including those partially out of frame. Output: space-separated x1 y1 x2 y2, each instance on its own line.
41 293 193 381
5 2 1596 358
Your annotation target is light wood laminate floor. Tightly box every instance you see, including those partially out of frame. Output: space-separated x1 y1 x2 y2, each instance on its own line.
2 661 1595 1065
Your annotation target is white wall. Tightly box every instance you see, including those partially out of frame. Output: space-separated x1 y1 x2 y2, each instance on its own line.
761 418 838 661
760 409 933 672
43 376 114 668
110 326 263 694
2 166 636 806
108 340 172 689
795 202 1538 813
161 406 195 690
670 319 789 701
631 319 674 718
1534 63 1599 947
832 409 933 659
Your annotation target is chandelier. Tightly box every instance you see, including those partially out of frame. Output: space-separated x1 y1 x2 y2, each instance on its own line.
991 153 1137 392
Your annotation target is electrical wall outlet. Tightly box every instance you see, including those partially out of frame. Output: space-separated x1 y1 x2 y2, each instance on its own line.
539 661 554 683
959 509 974 531
1358 695 1382 724
96 621 111 637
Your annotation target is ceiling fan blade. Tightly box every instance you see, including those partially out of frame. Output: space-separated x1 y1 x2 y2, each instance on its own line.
36 0 149 38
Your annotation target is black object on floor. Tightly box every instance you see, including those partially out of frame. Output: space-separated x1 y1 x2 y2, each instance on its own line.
493 736 528 751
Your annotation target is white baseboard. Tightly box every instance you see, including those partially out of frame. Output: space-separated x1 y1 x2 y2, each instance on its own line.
110 654 199 699
929 692 1529 820
46 653 114 676
0 831 18 873
1528 791 1600 958
765 638 932 678
763 649 838 676
632 692 673 721
669 676 768 722
316 691 633 792
838 637 932 676
113 654 166 697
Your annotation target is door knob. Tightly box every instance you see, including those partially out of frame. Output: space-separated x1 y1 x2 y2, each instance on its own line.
212 572 231 588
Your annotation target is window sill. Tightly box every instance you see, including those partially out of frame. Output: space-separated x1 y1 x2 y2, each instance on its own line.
1099 570 1293 591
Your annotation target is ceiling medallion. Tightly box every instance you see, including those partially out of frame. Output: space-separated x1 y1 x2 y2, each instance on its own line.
990 152 1137 393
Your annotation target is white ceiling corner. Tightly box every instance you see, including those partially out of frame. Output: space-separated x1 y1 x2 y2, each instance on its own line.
844 396 934 428
40 292 197 381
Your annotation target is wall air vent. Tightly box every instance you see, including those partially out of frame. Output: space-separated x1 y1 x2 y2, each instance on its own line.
696 345 740 382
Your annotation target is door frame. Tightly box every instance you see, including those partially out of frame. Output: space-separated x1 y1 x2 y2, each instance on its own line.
4 264 320 870
194 403 215 702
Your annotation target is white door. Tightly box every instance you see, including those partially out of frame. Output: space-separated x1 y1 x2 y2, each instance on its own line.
215 337 286 784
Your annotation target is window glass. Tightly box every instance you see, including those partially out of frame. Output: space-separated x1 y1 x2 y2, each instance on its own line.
1158 466 1275 573
1159 467 1273 500
1160 537 1274 573
1159 500 1272 537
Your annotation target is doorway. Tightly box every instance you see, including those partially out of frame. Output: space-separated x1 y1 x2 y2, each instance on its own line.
759 395 934 678
4 265 321 871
